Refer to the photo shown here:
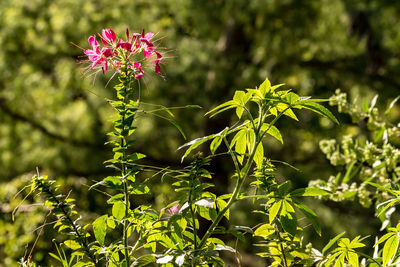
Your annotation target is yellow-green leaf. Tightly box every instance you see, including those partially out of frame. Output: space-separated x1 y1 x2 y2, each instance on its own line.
64 240 82 250
93 215 108 246
254 223 275 239
112 201 125 221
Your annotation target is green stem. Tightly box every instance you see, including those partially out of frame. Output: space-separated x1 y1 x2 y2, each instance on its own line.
119 68 132 267
197 107 289 250
279 242 288 267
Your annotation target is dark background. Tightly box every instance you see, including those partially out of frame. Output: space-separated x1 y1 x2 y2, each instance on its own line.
0 0 399 266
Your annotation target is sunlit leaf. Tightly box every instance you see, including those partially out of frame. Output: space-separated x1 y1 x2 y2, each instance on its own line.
93 215 108 246
254 223 275 239
112 201 125 221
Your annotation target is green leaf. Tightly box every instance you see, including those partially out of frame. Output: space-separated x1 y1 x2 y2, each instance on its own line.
383 235 399 266
385 96 400 115
295 100 339 124
284 92 300 105
258 78 271 96
129 183 150 195
63 240 82 250
294 202 321 236
178 134 215 161
216 198 229 219
277 181 292 196
168 119 186 140
375 233 395 247
322 231 346 254
347 251 359 267
197 206 217 221
93 215 108 246
112 201 126 221
210 136 223 155
254 223 275 239
206 100 237 118
261 124 283 143
269 200 282 223
131 255 157 267
234 129 247 164
281 211 297 237
290 187 330 197
254 143 264 168
342 161 356 184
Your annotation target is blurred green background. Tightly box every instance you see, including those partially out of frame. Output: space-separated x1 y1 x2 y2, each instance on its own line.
0 0 399 266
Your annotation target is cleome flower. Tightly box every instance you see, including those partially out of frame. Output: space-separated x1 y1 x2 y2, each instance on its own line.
83 28 164 79
161 203 181 216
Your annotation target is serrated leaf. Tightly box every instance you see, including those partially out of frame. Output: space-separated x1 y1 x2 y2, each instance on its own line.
112 201 125 221
290 188 330 197
322 231 346 254
93 215 108 246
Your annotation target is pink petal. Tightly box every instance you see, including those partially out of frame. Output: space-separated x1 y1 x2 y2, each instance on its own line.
144 32 154 40
135 72 144 79
155 62 161 74
140 38 153 47
88 36 99 49
103 61 108 73
143 48 154 59
102 47 112 57
102 29 116 43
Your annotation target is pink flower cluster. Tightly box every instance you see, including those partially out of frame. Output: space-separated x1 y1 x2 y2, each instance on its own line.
84 28 163 79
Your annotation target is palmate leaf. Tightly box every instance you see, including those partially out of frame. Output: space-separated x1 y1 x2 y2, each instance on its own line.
294 100 339 124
